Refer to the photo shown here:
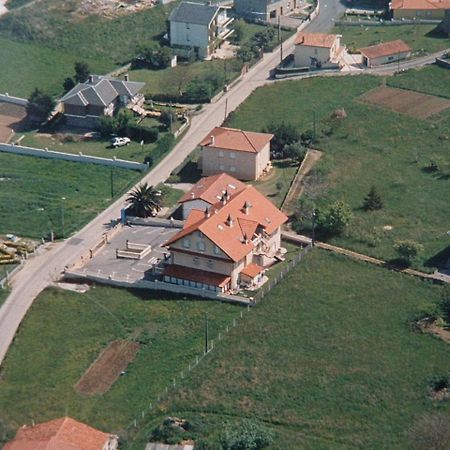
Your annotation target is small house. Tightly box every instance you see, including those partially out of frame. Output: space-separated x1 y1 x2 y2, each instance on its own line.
234 0 298 20
294 32 343 69
359 40 412 67
200 126 273 181
390 0 450 19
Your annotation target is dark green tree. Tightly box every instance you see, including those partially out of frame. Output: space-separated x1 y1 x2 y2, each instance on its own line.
317 200 353 235
363 186 383 211
126 183 162 218
63 77 75 92
394 239 424 265
26 88 55 121
265 121 301 155
74 61 90 83
220 420 273 450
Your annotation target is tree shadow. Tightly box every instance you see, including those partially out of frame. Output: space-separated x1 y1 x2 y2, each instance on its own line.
425 27 448 39
176 161 202 183
424 245 450 270
386 257 411 270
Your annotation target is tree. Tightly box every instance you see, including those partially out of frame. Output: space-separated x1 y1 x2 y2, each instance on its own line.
220 420 273 450
317 200 353 235
160 110 177 130
394 239 424 265
126 183 162 218
363 186 383 211
74 61 90 83
63 77 75 92
232 19 245 43
283 141 306 163
265 122 301 155
115 109 132 135
26 88 55 121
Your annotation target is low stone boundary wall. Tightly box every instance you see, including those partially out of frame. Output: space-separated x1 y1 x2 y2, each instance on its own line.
335 18 441 26
0 143 148 171
116 242 152 260
436 57 450 69
0 94 28 107
127 216 184 228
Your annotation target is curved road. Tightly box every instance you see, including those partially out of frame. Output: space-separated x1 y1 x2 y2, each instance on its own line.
0 0 345 367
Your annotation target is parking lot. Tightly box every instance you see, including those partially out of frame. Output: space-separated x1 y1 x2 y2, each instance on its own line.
80 224 179 283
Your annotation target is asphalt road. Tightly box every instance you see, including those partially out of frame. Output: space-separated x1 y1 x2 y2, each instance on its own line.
0 0 368 367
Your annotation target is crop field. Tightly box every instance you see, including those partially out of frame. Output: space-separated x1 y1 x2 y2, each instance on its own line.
225 71 450 270
361 86 450 118
128 250 450 449
0 285 239 437
0 152 140 239
333 23 450 53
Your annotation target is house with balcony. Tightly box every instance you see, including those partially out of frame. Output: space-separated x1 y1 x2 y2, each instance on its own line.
60 75 145 128
163 174 288 293
234 0 298 20
200 126 274 181
169 1 234 60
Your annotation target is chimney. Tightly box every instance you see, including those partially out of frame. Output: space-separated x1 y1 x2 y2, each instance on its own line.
191 192 195 199
243 233 250 244
226 214 234 228
124 73 129 82
88 75 94 83
204 207 210 218
220 193 227 206
243 201 252 215
210 135 215 146
225 189 230 201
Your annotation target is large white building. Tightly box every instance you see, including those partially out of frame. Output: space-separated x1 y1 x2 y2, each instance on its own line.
169 1 233 59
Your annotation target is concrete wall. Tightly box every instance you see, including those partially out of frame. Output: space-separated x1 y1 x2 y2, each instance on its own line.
393 8 446 19
363 50 411 67
0 94 28 107
0 143 148 171
170 21 210 57
294 37 341 68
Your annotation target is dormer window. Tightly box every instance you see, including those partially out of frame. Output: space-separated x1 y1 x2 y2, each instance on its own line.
183 237 191 248
196 240 206 251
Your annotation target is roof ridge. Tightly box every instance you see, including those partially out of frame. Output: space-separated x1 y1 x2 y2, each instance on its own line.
241 130 258 152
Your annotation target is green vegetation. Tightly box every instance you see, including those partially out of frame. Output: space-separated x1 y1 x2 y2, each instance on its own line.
334 23 450 53
0 289 8 307
0 153 140 238
387 65 450 99
0 286 238 436
157 184 185 208
225 73 450 270
129 250 450 449
0 38 113 97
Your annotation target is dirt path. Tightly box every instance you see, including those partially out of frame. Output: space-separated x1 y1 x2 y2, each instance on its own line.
282 149 323 216
282 230 450 284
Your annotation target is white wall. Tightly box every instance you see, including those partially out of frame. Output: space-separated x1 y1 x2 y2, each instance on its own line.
365 50 411 67
294 45 332 67
170 21 209 52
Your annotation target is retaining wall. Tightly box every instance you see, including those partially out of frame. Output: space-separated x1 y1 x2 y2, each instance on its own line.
0 143 148 171
436 57 450 69
335 18 441 26
0 94 28 107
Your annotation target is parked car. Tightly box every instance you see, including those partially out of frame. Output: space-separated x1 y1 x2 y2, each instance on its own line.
111 137 131 148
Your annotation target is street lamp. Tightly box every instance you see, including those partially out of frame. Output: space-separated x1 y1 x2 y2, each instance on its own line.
61 197 66 240
311 208 317 247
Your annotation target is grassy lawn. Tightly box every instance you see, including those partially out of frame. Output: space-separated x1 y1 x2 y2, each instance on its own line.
236 20 293 49
387 65 450 98
0 37 114 98
0 286 239 437
334 23 450 53
0 153 140 239
128 250 450 449
225 74 450 270
0 288 8 307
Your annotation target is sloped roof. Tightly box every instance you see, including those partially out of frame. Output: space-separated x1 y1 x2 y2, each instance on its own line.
169 1 219 25
180 173 247 204
164 265 231 287
359 40 411 59
4 417 112 450
200 127 273 154
295 32 339 48
391 0 450 10
241 262 264 278
165 180 288 262
60 76 144 107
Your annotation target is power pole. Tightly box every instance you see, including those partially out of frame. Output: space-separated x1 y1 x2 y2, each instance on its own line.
110 167 114 199
204 312 209 354
224 98 228 121
312 111 316 143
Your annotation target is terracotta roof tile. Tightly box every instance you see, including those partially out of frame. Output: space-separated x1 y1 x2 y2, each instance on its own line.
199 127 273 153
391 0 450 9
295 32 339 48
240 263 264 278
4 417 113 450
180 173 246 204
359 40 411 59
164 265 231 287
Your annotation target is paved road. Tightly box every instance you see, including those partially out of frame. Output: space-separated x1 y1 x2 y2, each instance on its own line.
0 0 392 367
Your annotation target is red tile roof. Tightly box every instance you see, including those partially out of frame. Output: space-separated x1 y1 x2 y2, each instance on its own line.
295 32 339 48
359 40 411 59
240 263 264 279
4 417 113 450
391 0 450 10
200 127 273 154
180 173 246 204
164 264 231 287
165 178 288 262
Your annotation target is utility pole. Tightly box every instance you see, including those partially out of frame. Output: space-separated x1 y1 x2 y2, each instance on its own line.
311 209 317 247
110 167 114 199
61 197 66 240
204 312 209 354
312 111 316 143
224 98 228 121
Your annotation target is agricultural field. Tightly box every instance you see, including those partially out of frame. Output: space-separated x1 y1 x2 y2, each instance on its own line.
128 250 450 449
334 23 450 53
0 152 140 239
0 285 239 439
225 69 450 270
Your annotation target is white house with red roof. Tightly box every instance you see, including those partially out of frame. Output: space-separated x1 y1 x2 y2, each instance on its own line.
359 40 412 67
4 416 118 450
390 0 450 19
200 126 273 181
163 174 288 292
294 32 343 69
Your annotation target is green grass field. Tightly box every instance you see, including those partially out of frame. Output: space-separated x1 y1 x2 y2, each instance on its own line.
225 71 450 270
127 250 450 449
0 153 140 239
334 23 450 53
0 38 114 98
0 286 239 437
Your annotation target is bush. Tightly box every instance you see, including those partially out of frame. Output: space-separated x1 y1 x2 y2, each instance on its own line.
126 124 158 143
26 88 55 121
220 420 273 450
317 200 353 236
264 121 301 155
184 79 214 103
363 186 383 211
394 240 424 265
160 110 177 129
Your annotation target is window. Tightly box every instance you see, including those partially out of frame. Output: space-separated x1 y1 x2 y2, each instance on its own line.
219 164 225 170
207 259 214 268
193 256 200 266
314 48 318 55
388 56 394 61
213 245 221 255
196 240 206 251
186 34 190 42
219 151 224 157
230 152 236 159
230 166 236 172
183 237 191 248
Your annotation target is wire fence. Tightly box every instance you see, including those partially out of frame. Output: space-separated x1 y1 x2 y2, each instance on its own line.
123 243 313 443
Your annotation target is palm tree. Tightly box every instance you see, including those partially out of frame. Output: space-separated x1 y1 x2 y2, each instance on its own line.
126 182 162 218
